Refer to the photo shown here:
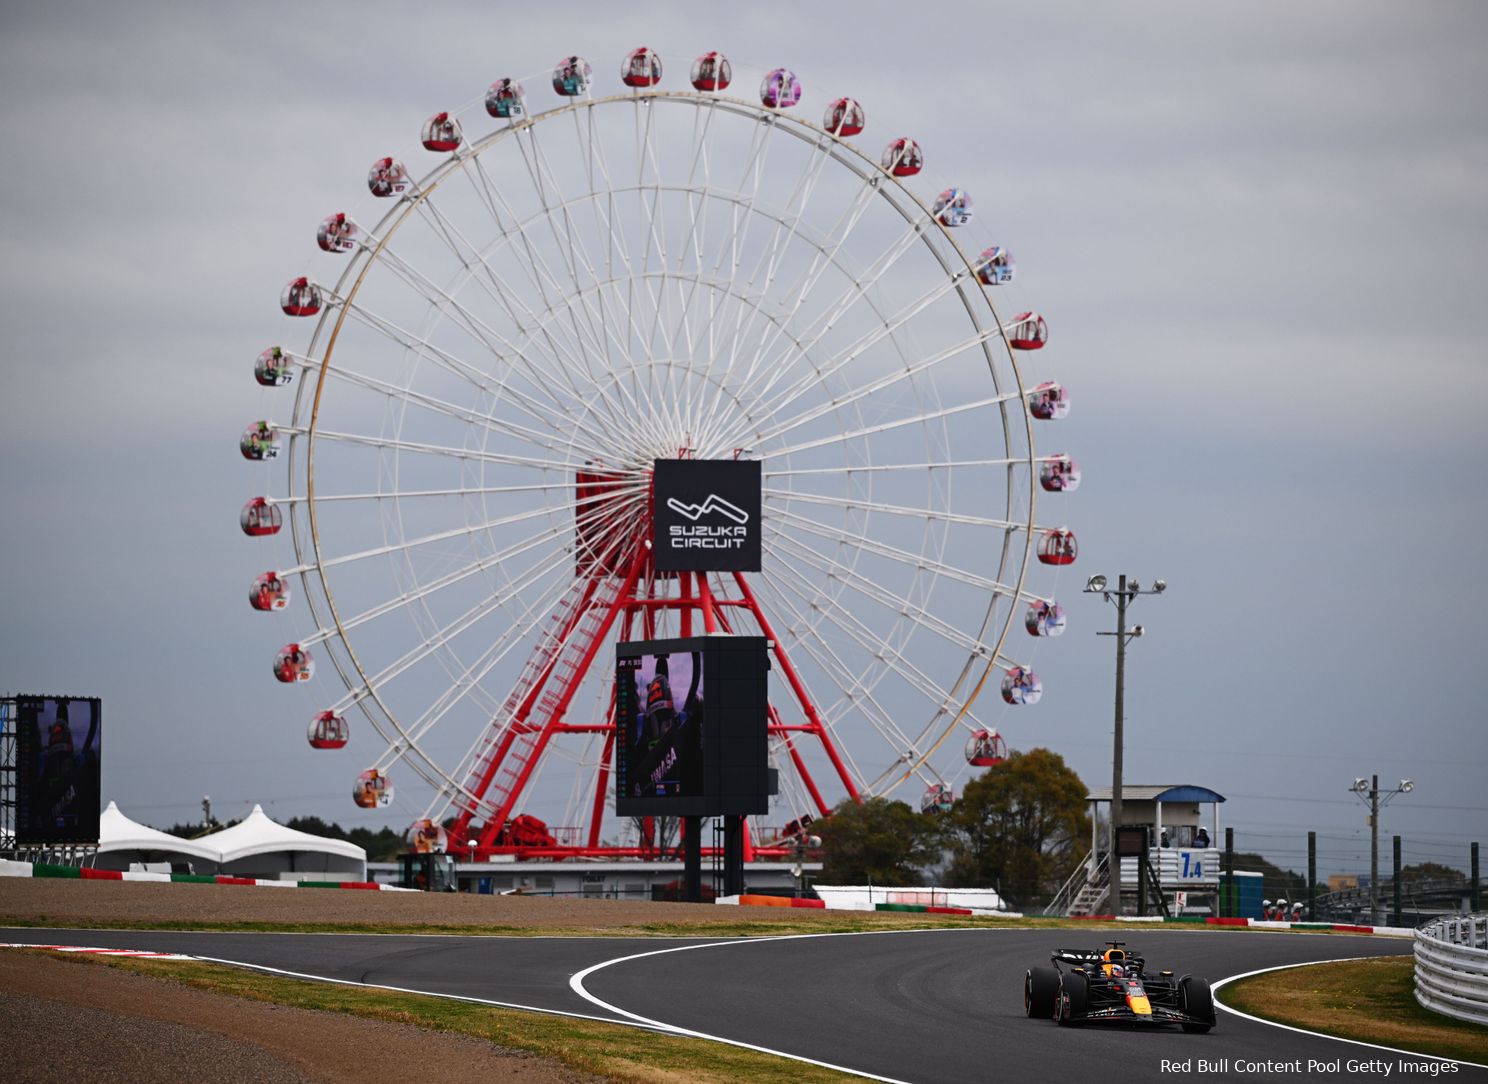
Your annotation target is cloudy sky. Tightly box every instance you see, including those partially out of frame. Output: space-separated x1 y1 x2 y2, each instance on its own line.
2 1 1484 879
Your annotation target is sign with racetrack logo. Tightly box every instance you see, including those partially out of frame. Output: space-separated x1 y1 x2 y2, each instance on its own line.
653 458 761 572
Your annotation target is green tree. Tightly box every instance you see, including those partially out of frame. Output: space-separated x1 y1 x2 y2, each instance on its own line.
814 797 944 886
1398 862 1465 884
942 747 1089 907
1228 853 1307 902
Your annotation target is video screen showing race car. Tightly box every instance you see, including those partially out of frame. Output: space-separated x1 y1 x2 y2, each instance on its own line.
616 648 706 803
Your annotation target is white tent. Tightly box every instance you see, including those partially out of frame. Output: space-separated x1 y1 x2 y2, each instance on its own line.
95 801 220 874
198 805 366 881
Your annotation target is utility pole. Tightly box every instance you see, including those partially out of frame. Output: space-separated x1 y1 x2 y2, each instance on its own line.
1085 573 1165 896
1349 775 1414 926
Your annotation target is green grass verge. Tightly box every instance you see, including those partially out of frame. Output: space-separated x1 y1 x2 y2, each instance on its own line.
56 952 861 1083
1219 956 1488 1066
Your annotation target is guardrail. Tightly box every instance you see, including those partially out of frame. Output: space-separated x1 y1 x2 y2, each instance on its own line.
1414 913 1488 1025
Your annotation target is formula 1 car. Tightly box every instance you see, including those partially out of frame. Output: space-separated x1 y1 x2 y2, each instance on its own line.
1024 942 1216 1032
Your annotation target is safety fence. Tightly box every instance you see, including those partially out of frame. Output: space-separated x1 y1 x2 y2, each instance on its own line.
1414 914 1488 1025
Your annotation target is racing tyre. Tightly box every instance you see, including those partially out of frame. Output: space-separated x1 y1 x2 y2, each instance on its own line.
1179 976 1215 1033
1056 973 1087 1027
1025 967 1060 1019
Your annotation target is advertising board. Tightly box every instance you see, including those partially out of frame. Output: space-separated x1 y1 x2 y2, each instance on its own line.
651 458 761 572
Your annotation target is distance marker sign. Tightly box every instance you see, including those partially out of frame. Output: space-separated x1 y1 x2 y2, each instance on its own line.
652 458 761 572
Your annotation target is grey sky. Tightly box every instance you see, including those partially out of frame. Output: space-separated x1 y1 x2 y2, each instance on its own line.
1 1 1484 878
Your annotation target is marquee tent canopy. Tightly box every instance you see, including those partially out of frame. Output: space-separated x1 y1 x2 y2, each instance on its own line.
95 800 221 872
197 804 366 879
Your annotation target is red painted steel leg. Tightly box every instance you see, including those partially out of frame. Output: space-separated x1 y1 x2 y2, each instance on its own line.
734 571 861 802
480 540 651 848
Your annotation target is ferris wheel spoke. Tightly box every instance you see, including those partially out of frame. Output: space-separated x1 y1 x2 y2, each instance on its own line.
764 486 1022 533
546 114 680 434
408 188 598 410
767 503 1024 600
748 320 1012 450
712 127 837 396
576 112 668 421
737 217 937 413
766 457 1026 477
366 238 587 413
330 291 604 447
737 169 884 388
527 143 626 382
511 126 628 402
310 350 588 459
743 572 874 783
372 551 585 774
437 168 593 373
301 507 596 648
311 487 635 574
683 111 779 393
767 541 976 715
752 563 933 785
742 265 981 436
357 544 586 746
313 428 583 472
760 390 1020 463
633 99 678 362
665 99 720 360
769 531 992 660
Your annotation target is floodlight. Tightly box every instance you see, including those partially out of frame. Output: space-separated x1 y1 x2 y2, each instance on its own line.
1085 574 1107 592
1351 778 1369 793
1153 580 1166 593
1400 779 1414 793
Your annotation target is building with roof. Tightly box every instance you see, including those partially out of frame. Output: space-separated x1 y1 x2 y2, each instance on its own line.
1045 784 1227 919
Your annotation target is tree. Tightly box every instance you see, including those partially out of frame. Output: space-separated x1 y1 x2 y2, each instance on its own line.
1228 852 1306 902
942 747 1089 907
1398 862 1465 884
814 797 944 885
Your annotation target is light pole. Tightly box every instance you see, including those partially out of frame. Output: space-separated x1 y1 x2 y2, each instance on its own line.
1349 775 1414 926
1084 573 1165 897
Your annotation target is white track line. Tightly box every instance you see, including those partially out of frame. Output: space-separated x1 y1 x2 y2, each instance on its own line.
571 933 937 1084
190 955 674 1030
1212 956 1487 1070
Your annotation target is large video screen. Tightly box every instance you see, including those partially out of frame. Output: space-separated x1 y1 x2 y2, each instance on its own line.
616 648 706 802
615 636 770 817
14 696 102 845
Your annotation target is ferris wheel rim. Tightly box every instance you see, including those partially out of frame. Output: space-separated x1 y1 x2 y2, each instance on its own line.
274 80 1050 819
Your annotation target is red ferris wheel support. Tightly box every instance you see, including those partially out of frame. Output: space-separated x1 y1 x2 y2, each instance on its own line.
445 471 860 860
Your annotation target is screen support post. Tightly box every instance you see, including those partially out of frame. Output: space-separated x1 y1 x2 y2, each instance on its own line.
683 815 702 902
723 813 746 897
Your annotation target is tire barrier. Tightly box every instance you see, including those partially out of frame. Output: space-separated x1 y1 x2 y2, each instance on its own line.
1414 914 1488 1025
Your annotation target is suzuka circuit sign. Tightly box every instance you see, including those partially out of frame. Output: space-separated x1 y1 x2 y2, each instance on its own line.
652 458 761 572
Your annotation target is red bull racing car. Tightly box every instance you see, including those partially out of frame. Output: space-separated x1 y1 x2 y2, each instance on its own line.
1024 942 1216 1032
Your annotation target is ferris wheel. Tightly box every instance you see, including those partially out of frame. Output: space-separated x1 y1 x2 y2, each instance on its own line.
239 46 1080 856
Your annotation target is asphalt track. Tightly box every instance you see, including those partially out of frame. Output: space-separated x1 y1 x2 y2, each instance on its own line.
7 926 1484 1082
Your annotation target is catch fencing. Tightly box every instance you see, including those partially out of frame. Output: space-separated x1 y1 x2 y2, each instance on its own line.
1413 914 1488 1025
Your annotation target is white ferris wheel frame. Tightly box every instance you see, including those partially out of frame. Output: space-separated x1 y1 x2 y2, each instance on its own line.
258 83 1064 829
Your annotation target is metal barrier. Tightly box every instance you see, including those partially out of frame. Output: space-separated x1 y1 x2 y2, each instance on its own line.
1414 913 1488 1025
